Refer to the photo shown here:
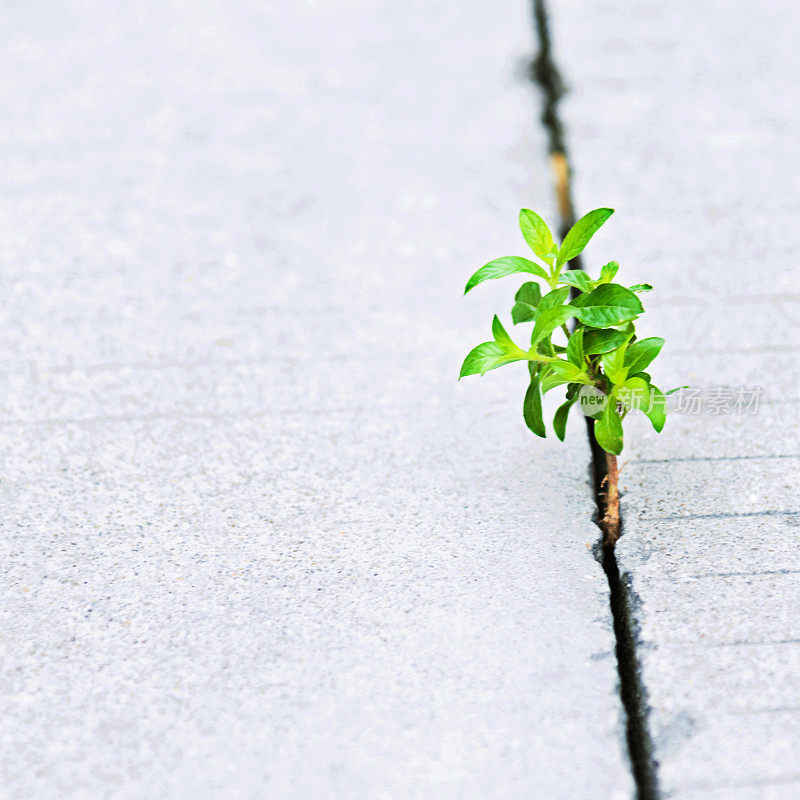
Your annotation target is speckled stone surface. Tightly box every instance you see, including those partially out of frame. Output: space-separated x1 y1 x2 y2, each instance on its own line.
0 2 632 798
554 0 800 795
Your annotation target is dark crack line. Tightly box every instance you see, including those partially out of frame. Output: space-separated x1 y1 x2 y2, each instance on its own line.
641 510 800 521
634 454 800 464
529 3 661 798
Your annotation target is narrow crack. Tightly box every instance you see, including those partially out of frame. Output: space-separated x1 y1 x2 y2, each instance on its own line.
528 0 574 237
590 439 662 800
527 3 661 798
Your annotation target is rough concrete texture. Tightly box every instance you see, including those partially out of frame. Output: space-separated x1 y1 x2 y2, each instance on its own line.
554 0 800 796
0 2 633 798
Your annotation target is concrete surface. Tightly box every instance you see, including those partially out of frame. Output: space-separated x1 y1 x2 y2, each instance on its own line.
554 0 800 796
0 2 632 798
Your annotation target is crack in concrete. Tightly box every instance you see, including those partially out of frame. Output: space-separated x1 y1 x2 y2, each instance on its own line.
528 3 661 798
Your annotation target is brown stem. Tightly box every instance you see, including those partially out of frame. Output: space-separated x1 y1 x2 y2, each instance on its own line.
603 452 621 546
551 152 574 221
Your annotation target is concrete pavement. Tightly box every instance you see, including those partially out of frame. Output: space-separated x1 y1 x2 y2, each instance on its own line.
0 2 632 798
554 0 800 795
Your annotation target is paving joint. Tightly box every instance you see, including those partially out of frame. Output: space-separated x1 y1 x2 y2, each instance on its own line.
529 2 662 796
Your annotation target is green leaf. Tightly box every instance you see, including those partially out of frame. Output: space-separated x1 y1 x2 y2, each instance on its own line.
616 376 651 412
534 340 560 356
540 371 565 394
645 385 667 432
598 261 619 284
491 315 516 350
512 302 536 324
566 327 585 367
594 402 623 455
523 374 546 438
541 360 592 393
464 256 548 294
559 270 593 292
601 343 630 385
570 283 643 327
583 328 627 355
516 281 542 306
629 283 653 293
665 385 689 396
553 395 578 441
624 337 664 374
459 342 527 378
556 208 614 267
519 209 555 261
511 281 542 324
532 288 572 345
530 305 575 346
538 286 570 312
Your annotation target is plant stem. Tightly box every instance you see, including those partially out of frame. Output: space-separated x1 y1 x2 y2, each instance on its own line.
603 451 621 546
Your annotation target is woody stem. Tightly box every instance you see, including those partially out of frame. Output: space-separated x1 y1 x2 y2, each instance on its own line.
603 452 621 546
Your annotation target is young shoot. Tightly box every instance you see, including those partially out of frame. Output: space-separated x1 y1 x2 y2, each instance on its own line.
460 208 676 543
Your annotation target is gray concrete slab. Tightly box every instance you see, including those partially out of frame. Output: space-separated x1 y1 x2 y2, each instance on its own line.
554 0 800 795
0 1 632 798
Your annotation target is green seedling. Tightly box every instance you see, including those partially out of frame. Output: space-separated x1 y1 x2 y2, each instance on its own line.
460 207 676 544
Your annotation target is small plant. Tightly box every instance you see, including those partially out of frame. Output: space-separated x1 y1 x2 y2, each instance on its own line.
460 208 673 544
